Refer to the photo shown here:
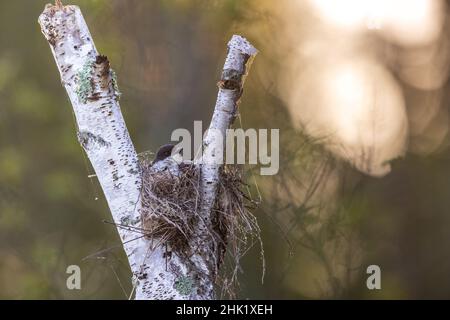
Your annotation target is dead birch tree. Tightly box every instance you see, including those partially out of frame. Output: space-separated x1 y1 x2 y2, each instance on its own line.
39 1 260 300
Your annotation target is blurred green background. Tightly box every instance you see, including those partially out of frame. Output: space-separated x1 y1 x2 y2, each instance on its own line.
1 0 450 299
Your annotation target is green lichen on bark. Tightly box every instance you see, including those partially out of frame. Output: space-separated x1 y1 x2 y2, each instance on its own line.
110 68 121 99
77 131 110 150
75 58 95 104
174 276 195 296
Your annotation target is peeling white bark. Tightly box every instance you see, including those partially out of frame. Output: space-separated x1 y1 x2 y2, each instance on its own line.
39 2 257 300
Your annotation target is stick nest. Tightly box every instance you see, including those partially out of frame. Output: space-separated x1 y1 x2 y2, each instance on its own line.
139 158 263 298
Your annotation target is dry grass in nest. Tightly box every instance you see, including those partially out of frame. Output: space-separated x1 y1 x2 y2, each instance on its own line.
140 162 200 251
139 158 264 298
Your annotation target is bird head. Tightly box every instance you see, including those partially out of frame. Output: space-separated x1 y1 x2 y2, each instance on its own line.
152 144 175 165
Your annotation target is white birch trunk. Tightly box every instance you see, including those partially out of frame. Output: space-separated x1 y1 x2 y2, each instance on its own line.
192 36 258 286
39 2 256 300
198 35 257 220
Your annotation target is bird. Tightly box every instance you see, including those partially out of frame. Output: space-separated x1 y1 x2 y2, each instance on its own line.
151 144 182 176
152 144 175 165
151 144 194 175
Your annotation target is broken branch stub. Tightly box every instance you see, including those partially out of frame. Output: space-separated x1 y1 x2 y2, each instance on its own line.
190 35 258 292
198 35 258 221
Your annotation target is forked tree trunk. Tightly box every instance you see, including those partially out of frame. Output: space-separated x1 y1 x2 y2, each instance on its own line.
39 1 257 300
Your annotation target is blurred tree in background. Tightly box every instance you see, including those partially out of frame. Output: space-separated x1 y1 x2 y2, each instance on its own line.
1 0 450 299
